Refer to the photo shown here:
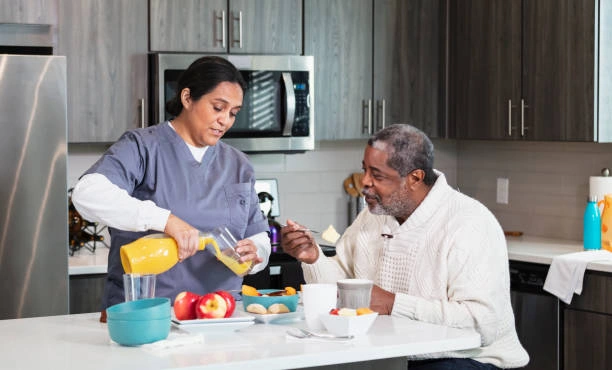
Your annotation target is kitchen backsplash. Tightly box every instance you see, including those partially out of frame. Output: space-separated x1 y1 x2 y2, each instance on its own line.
457 140 612 241
67 139 612 241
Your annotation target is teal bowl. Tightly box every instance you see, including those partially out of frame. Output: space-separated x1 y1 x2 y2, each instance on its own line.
242 289 299 312
106 298 170 321
107 317 171 346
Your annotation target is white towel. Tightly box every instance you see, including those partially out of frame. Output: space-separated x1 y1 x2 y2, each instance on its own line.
543 250 612 304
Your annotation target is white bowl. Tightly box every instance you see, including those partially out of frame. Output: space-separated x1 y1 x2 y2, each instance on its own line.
319 312 378 336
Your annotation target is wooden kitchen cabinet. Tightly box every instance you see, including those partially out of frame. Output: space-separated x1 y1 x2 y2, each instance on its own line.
0 0 57 24
305 0 443 140
449 0 595 141
57 0 148 143
149 0 302 54
564 271 612 370
69 274 106 314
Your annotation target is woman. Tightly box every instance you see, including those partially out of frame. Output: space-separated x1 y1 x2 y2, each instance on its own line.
72 56 270 314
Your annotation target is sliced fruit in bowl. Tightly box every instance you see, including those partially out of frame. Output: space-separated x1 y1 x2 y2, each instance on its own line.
320 308 378 336
241 285 299 313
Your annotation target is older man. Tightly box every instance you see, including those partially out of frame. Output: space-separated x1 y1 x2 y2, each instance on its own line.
281 124 528 370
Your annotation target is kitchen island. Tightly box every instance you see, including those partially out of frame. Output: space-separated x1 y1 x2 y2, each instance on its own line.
0 310 480 370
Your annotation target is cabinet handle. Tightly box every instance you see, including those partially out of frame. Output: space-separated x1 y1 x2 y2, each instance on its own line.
215 10 226 48
507 99 517 136
376 99 386 131
222 10 226 48
362 99 372 135
231 11 243 48
521 99 529 137
139 98 145 128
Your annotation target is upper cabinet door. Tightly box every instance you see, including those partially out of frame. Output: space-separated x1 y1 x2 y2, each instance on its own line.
522 0 595 141
449 0 522 140
304 0 373 140
58 0 148 142
150 0 227 53
373 0 443 138
0 0 57 24
229 0 302 54
150 0 302 54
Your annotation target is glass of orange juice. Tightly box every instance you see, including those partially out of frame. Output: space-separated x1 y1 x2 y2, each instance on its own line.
208 226 252 276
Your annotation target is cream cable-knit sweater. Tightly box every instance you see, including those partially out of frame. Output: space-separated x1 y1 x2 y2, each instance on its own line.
302 173 529 368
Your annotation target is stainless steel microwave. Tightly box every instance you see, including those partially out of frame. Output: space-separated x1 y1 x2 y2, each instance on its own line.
149 54 314 153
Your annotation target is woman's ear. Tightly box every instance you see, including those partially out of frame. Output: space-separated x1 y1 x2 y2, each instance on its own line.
180 88 191 109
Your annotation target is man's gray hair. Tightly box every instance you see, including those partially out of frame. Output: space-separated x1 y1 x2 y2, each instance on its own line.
367 124 438 186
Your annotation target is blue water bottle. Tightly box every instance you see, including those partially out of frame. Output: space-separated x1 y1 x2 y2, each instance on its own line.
583 195 601 250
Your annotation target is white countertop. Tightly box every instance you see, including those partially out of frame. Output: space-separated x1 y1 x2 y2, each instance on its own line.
0 311 480 370
68 236 612 275
506 236 612 273
68 246 108 275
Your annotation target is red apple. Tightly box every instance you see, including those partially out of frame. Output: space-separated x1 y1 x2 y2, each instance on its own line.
196 293 228 319
173 291 200 321
215 290 236 318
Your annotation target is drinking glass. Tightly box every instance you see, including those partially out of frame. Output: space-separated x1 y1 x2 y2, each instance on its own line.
123 273 156 301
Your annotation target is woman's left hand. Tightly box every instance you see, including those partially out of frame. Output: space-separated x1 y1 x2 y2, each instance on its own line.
234 239 263 265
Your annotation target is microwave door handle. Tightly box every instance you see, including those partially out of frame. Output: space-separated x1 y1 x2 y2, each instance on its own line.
281 72 295 136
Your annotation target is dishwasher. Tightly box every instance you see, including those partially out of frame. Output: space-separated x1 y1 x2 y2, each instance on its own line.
510 261 561 370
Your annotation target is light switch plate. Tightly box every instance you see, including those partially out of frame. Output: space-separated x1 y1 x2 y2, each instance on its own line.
497 178 509 204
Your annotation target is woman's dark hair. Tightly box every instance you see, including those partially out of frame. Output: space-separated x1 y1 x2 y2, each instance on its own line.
165 56 247 117
367 124 438 186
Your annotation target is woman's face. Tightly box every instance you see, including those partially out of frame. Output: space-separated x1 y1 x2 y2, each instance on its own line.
178 81 243 147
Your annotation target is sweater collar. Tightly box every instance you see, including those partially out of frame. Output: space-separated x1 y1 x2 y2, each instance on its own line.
384 170 453 232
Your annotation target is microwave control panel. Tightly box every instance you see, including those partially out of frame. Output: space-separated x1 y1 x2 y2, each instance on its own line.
291 72 310 137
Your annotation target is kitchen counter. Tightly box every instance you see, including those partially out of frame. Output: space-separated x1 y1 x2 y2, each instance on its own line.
0 311 480 370
69 246 108 275
506 235 612 273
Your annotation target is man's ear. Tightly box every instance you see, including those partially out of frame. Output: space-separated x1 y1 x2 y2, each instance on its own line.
408 169 425 188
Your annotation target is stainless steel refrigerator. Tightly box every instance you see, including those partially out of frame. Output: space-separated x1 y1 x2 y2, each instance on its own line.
0 54 69 319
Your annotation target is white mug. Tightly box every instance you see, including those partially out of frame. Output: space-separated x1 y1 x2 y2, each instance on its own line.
301 283 337 331
337 279 373 309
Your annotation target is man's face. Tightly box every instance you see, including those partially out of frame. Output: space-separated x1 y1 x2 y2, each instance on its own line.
361 145 417 221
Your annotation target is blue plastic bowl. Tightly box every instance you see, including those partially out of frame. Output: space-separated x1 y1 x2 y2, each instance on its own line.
106 298 170 321
107 316 171 346
242 289 299 312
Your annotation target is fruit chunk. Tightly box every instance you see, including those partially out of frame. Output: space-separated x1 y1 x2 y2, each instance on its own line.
268 303 290 314
241 284 261 297
322 224 341 244
338 308 357 316
329 308 340 315
246 303 267 314
356 307 374 315
284 286 297 296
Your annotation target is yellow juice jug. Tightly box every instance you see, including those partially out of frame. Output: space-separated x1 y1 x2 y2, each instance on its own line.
598 194 612 252
120 233 252 276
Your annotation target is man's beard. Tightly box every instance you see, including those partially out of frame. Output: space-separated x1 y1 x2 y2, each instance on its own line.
363 188 415 220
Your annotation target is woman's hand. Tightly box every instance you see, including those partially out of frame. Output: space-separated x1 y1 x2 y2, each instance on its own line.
234 239 263 265
164 214 200 261
280 219 319 264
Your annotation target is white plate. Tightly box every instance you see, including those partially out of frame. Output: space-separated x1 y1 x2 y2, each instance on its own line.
248 309 305 324
172 320 255 333
172 310 255 325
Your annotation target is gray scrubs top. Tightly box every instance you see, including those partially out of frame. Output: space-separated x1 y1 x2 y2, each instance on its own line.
84 122 269 309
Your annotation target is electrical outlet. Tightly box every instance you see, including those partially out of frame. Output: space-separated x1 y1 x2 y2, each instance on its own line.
496 178 509 204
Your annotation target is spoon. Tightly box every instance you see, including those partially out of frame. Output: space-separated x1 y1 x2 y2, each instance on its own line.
280 224 320 234
286 328 354 340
